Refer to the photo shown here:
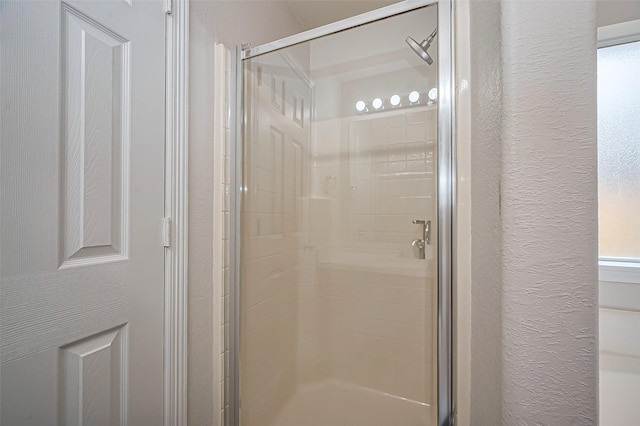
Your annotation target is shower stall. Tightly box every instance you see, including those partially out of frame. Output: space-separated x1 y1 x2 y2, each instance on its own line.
227 1 453 425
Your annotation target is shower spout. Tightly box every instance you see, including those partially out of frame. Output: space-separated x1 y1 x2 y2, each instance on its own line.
406 27 438 65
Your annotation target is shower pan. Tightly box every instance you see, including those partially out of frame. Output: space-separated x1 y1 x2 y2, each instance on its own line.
228 1 454 425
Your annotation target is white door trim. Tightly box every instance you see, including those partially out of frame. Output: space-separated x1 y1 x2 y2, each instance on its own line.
165 0 189 425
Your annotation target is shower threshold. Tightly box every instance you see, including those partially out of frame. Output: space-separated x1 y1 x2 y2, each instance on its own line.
271 379 433 426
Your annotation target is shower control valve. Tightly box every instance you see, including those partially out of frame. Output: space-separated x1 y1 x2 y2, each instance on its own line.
412 219 431 245
411 239 425 249
411 239 426 260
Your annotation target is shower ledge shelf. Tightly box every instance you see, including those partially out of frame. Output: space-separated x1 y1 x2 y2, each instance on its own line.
317 245 432 278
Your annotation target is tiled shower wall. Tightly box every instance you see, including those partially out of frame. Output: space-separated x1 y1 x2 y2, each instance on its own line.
324 267 434 403
345 108 437 245
308 107 438 405
212 43 230 426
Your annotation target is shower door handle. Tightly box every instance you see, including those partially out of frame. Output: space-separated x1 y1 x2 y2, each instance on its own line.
412 219 431 245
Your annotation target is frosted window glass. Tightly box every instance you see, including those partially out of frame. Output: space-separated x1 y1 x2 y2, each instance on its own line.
598 41 640 259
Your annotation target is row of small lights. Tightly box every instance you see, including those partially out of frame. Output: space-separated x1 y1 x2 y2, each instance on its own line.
355 88 438 113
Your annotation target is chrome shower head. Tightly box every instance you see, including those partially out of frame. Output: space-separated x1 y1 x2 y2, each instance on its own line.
406 27 438 65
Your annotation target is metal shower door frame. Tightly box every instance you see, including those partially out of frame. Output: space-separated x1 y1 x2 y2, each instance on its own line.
228 1 455 424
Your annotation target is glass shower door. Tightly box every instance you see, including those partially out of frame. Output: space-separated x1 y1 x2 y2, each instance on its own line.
234 3 447 425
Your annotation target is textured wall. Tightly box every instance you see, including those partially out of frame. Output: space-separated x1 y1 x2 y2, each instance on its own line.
500 1 598 424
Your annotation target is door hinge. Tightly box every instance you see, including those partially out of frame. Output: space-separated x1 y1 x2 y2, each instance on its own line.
163 217 171 247
166 0 172 15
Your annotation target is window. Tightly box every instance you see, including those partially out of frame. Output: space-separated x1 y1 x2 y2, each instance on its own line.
597 20 640 283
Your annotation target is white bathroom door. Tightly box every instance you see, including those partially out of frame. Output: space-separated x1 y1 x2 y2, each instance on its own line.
1 0 166 424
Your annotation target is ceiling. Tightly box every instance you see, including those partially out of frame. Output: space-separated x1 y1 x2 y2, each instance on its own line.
286 0 640 32
285 0 401 31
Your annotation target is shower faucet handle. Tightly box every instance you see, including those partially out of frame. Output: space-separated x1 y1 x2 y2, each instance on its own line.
412 219 431 246
411 239 426 260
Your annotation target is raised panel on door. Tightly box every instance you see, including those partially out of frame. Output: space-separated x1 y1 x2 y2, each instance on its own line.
0 0 166 424
59 326 128 426
61 4 130 266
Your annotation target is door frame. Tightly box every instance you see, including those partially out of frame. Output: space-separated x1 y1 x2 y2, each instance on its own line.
165 0 189 424
229 0 455 425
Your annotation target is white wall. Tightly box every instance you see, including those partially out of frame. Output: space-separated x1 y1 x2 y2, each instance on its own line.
188 2 304 425
500 1 598 423
457 1 599 424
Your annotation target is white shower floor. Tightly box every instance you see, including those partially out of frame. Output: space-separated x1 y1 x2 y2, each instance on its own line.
271 380 433 426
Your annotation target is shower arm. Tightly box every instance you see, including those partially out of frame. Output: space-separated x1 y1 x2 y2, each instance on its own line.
423 28 438 47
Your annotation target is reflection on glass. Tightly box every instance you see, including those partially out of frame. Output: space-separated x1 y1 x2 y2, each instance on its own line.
240 5 439 425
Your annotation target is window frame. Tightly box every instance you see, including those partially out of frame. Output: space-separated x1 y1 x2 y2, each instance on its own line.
597 19 640 285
